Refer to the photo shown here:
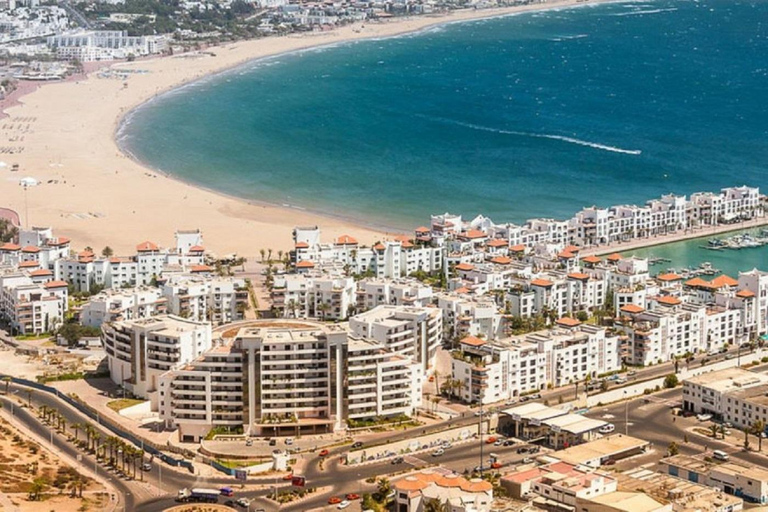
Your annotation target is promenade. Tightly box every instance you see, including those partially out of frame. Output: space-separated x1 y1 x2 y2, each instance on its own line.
580 216 768 257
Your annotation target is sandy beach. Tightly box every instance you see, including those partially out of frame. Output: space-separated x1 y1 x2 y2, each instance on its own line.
0 0 611 256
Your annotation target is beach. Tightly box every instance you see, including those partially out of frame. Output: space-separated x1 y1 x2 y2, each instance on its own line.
0 0 617 256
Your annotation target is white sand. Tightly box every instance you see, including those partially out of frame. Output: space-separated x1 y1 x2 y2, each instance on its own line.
0 0 611 256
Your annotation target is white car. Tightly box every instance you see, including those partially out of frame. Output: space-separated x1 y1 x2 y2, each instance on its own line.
337 500 351 509
599 424 615 434
697 414 712 422
432 448 445 457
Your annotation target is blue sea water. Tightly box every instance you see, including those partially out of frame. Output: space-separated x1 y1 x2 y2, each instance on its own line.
119 0 768 232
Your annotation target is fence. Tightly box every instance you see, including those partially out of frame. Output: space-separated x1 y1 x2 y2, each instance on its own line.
1 373 194 470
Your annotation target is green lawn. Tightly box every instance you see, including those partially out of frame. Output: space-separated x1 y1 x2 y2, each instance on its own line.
106 398 146 412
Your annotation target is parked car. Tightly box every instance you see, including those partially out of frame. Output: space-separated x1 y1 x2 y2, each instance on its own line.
338 500 351 509
269 439 276 446
284 438 294 445
328 497 342 505
697 414 713 422
236 498 250 507
522 457 533 464
599 424 615 434
351 441 363 449
517 447 529 454
503 440 515 446
319 449 329 457
432 449 445 457
485 437 497 444
494 439 503 446
141 463 152 471
391 457 404 464
245 439 253 447
529 446 540 454
345 493 360 500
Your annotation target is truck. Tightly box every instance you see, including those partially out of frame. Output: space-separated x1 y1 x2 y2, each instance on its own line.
176 488 221 503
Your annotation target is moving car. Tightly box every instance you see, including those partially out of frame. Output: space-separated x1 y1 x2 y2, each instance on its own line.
328 497 342 505
432 448 445 457
338 500 351 509
485 437 497 444
346 493 360 500
391 457 404 464
319 449 329 457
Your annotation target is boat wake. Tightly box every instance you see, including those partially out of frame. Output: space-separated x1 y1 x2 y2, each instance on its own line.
427 117 642 155
612 7 678 16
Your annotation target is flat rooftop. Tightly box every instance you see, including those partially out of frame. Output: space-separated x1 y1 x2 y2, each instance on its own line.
685 367 768 393
556 435 649 466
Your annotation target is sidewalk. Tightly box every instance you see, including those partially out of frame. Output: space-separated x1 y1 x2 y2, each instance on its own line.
580 217 768 257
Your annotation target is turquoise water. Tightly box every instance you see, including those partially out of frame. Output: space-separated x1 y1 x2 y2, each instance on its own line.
120 0 768 233
621 228 768 277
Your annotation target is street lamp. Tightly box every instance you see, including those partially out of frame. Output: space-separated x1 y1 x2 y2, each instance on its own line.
624 390 629 436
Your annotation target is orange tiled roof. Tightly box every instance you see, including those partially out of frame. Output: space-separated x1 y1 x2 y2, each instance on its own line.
657 273 682 282
136 241 159 252
295 242 309 249
710 274 738 288
620 304 644 314
455 263 474 272
582 255 601 264
44 280 68 289
684 277 709 288
335 235 358 245
455 287 471 294
606 253 622 261
461 229 486 239
657 295 682 306
567 272 589 280
563 245 580 253
188 245 205 252
21 246 40 253
490 256 512 265
531 278 553 287
487 239 508 248
557 251 575 259
556 317 581 327
510 244 526 252
0 243 21 251
415 226 430 233
461 335 486 347
296 260 315 268
29 269 52 277
372 243 385 251
736 289 755 298
18 261 39 268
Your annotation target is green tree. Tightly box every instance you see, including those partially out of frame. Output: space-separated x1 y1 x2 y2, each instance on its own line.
101 246 114 257
667 442 679 456
752 420 766 451
710 424 719 439
663 374 679 389
424 498 450 512
29 477 48 501
0 218 18 243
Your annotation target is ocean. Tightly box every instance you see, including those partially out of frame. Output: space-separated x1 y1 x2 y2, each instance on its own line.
119 0 768 258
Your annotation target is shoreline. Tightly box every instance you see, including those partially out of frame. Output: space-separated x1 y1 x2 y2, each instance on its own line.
0 0 622 255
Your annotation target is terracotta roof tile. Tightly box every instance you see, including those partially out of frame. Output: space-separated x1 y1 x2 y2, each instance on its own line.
460 335 486 347
455 263 474 272
531 278 553 287
296 260 315 268
136 241 159 252
556 317 581 327
620 304 644 314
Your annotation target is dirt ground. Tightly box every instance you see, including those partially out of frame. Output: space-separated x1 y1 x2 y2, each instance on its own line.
0 415 108 512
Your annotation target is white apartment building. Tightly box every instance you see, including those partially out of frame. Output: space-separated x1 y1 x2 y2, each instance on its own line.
238 323 336 435
436 294 502 341
155 320 426 441
271 274 355 320
79 287 166 327
682 368 768 432
161 275 248 325
158 343 244 442
451 322 620 404
349 305 442 371
356 278 433 311
47 30 167 61
0 272 67 335
101 315 212 404
345 335 422 423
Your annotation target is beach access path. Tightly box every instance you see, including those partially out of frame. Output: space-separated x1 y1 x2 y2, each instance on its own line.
0 0 620 256
580 216 768 257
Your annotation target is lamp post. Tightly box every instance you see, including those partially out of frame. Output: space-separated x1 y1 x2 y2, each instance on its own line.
624 390 629 436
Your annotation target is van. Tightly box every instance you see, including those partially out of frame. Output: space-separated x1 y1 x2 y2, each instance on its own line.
713 450 729 461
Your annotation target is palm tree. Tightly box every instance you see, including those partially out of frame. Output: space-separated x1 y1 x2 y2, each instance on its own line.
424 498 449 512
277 250 283 265
719 424 727 440
29 477 47 501
376 478 392 502
710 424 719 439
70 423 81 442
433 370 440 396
267 249 273 263
259 249 265 262
752 420 766 452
